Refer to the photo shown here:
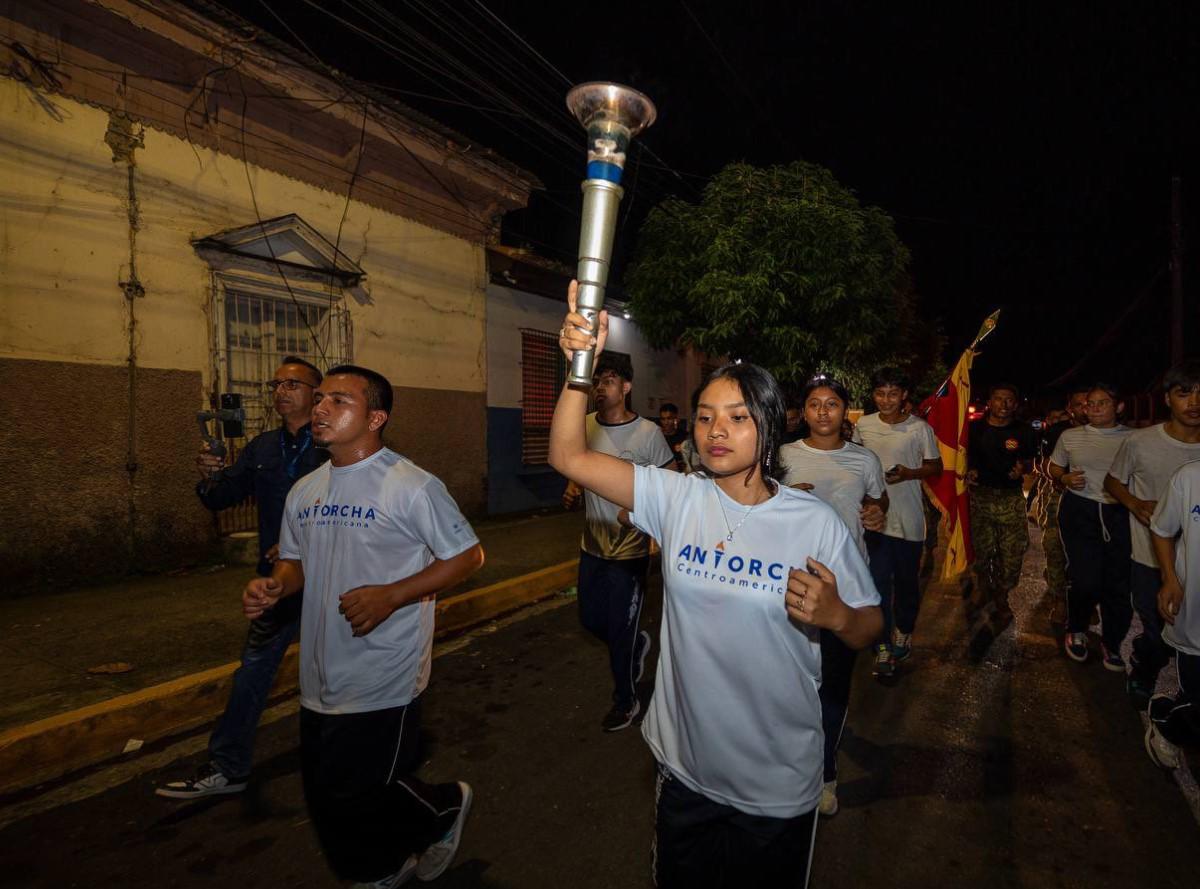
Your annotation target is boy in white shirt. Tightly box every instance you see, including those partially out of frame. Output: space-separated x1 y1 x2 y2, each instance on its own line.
1106 361 1200 708
1145 460 1200 768
854 368 942 678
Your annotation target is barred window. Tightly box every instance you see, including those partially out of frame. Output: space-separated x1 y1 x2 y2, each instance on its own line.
212 289 352 534
520 329 565 464
520 330 635 464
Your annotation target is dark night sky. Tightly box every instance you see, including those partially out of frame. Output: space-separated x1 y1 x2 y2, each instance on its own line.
213 0 1199 397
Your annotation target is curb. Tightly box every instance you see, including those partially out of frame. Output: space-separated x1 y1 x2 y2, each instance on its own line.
0 559 579 797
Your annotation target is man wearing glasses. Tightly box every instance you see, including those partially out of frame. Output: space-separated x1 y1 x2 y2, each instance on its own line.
157 356 328 799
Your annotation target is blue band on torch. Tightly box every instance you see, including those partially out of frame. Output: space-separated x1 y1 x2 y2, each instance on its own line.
586 161 624 184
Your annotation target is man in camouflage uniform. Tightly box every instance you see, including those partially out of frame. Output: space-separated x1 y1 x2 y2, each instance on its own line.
1037 389 1089 626
968 384 1039 626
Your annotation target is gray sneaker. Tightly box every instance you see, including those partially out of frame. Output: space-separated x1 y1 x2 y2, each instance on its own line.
155 762 247 799
416 782 473 881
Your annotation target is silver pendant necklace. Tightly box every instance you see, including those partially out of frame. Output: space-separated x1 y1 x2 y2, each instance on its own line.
714 479 763 542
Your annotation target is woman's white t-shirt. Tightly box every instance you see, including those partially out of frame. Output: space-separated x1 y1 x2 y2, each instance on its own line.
1048 424 1131 504
630 465 880 818
779 439 887 558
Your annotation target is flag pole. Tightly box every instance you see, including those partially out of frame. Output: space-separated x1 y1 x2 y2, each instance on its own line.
923 309 1002 408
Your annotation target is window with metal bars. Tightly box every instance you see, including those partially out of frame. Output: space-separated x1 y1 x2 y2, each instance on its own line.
520 328 565 465
220 291 352 439
519 330 634 465
212 288 353 533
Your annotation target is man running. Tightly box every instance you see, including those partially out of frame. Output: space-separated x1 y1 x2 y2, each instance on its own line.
659 402 689 471
854 368 942 677
967 383 1038 630
1037 387 1090 628
1106 361 1200 708
245 365 484 886
562 353 674 730
1145 460 1200 769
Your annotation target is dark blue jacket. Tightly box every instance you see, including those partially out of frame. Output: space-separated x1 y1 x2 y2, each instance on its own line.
196 424 329 576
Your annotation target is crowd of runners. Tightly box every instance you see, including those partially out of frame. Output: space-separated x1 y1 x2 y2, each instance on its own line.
149 281 1200 888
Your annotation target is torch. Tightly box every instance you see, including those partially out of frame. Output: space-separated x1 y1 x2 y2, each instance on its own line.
565 82 657 386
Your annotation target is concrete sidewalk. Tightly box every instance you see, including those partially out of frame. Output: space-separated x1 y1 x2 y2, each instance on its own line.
0 508 583 734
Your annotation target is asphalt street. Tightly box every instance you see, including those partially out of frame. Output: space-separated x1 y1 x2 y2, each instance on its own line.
1 536 1196 888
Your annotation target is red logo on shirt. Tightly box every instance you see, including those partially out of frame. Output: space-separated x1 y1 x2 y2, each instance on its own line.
1004 438 1019 451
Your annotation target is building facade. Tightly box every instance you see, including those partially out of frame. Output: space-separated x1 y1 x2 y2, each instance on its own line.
0 0 536 590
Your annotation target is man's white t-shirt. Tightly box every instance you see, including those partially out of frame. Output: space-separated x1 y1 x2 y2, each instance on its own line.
582 413 674 560
779 440 887 559
630 465 880 818
1049 424 1132 504
1150 461 1200 655
1108 424 1200 568
278 448 479 715
853 413 940 542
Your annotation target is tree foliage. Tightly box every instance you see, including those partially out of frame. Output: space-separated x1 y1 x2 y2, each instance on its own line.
626 161 937 400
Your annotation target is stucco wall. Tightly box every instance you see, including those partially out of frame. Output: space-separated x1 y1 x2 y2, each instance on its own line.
0 79 487 391
0 80 490 587
0 357 211 592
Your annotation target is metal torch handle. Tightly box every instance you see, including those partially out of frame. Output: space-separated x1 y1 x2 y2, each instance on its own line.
567 179 624 386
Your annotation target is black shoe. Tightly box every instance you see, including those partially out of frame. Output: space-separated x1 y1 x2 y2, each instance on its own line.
1127 677 1154 712
601 700 641 732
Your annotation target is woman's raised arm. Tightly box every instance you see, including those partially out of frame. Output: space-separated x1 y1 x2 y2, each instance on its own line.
548 281 636 510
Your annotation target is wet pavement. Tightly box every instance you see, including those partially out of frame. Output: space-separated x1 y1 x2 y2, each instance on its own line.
0 533 1196 888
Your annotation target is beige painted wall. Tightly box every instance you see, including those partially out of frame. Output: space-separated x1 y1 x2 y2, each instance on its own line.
0 78 487 394
0 79 492 589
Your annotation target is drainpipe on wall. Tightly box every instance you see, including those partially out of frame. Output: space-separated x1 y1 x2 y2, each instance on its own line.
106 112 145 566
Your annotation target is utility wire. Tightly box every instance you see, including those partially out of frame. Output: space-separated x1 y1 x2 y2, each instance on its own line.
238 82 329 364
327 103 370 326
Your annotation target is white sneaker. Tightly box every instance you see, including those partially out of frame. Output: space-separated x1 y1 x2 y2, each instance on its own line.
353 856 417 888
1145 701 1182 770
416 782 473 881
155 762 247 799
818 780 839 816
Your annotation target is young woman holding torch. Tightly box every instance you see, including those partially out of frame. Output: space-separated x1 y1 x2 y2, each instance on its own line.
550 284 882 888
